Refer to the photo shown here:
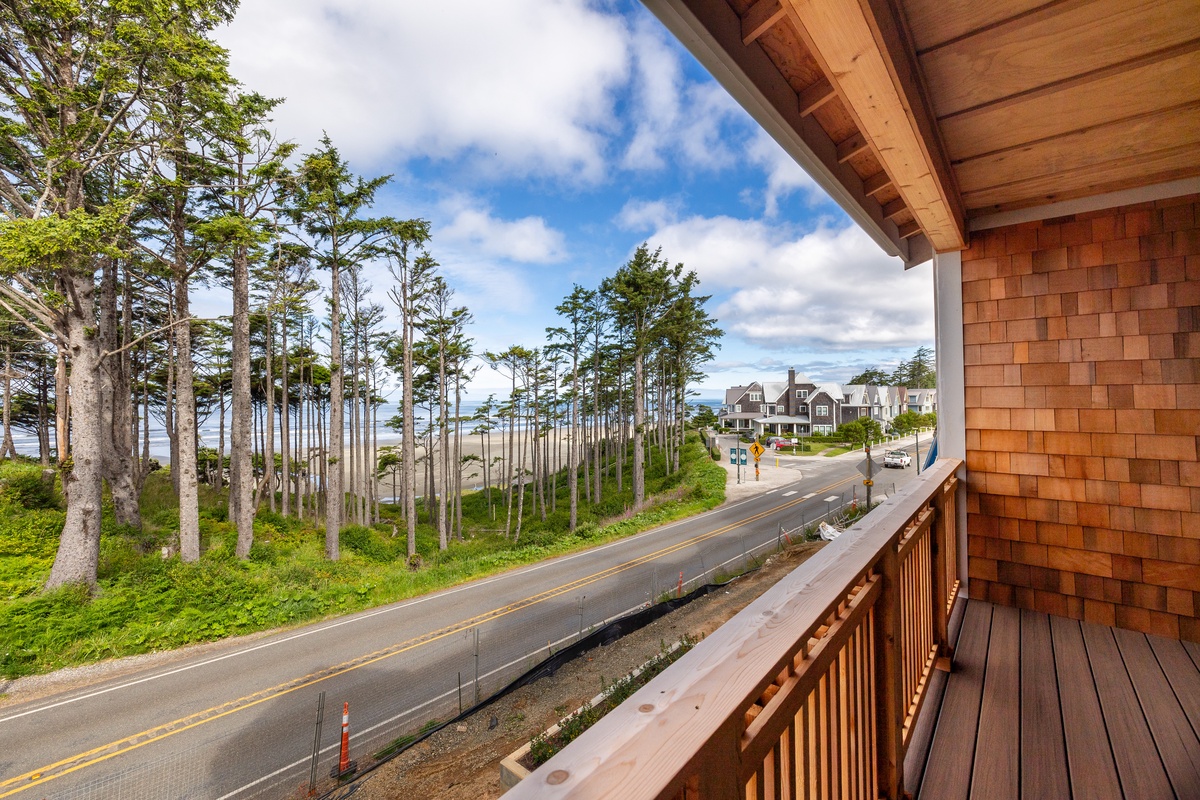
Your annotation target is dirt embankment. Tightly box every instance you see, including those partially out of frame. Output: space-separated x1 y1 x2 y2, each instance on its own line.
339 541 824 800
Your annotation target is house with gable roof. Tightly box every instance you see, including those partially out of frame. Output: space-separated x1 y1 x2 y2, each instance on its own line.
718 369 932 435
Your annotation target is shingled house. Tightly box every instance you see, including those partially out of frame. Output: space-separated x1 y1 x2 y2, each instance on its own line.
719 369 925 434
511 1 1200 798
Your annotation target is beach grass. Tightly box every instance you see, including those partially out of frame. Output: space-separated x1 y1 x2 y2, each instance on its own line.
0 433 725 679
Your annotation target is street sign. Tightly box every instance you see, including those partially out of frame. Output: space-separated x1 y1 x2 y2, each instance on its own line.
863 479 874 487
857 457 880 479
749 442 765 461
729 447 748 465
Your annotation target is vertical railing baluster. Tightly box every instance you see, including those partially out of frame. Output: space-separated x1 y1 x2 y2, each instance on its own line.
873 536 904 798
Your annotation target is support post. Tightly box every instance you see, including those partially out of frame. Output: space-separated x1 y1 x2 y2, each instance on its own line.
934 249 969 595
308 691 325 796
932 479 954 671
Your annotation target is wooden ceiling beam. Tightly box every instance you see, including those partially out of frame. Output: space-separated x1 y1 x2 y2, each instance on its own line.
864 171 894 197
783 0 967 251
898 220 922 238
642 0 927 264
798 77 836 116
835 132 869 163
741 0 787 45
882 198 908 221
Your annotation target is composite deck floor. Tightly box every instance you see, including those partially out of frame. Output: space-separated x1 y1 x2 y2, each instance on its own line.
919 600 1200 799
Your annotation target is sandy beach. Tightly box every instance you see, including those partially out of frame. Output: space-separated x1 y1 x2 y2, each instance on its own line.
349 427 579 501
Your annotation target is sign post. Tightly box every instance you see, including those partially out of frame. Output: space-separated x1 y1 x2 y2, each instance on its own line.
858 449 880 508
749 441 765 481
864 444 873 507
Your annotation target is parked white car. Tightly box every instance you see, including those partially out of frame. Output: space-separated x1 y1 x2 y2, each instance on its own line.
884 450 911 468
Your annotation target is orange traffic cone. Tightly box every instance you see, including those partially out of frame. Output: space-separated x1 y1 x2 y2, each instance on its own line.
331 702 357 778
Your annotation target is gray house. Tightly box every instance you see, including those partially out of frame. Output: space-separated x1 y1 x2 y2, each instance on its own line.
718 370 933 435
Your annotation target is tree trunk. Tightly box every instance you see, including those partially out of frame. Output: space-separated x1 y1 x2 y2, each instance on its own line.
1 343 14 460
231 246 254 557
173 266 200 562
632 351 645 508
402 300 417 558
280 307 290 516
45 275 104 588
569 353 579 531
326 253 343 559
98 260 139 528
514 397 526 544
263 308 275 513
215 353 225 491
437 342 448 550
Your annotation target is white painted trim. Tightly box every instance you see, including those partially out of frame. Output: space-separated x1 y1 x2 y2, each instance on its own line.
933 251 969 596
969 177 1200 232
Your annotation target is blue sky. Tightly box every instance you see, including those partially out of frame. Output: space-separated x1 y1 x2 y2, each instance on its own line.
210 0 935 398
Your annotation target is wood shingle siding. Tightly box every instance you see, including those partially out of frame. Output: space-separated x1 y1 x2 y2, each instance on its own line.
963 194 1200 642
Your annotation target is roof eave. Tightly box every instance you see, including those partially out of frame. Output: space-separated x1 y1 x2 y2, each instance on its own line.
642 0 935 267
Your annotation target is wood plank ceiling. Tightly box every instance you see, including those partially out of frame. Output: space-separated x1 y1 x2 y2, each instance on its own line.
657 0 1200 258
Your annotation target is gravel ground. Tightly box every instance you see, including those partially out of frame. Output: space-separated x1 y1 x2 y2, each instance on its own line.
329 541 825 800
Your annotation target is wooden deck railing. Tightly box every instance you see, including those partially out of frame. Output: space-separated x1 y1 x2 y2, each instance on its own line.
507 458 962 800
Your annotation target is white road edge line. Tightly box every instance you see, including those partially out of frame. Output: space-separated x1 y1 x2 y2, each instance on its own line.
0 487 792 724
220 533 786 799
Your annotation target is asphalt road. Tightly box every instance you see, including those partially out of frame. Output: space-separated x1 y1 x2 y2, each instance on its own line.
0 442 927 800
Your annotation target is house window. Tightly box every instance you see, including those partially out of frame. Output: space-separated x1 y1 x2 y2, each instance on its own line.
814 424 833 435
816 404 828 416
734 404 741 413
796 390 808 399
799 404 807 414
749 392 762 402
765 404 776 415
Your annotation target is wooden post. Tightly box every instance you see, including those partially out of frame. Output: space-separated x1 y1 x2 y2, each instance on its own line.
931 480 951 669
873 539 904 797
695 722 743 798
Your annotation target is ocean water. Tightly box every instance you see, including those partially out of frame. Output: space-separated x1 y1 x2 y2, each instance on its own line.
10 396 723 462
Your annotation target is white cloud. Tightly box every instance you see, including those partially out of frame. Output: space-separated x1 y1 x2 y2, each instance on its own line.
620 16 743 172
640 216 934 350
615 198 679 232
746 128 820 216
217 0 629 179
439 199 567 264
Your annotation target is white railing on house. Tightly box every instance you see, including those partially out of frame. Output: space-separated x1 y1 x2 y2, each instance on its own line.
507 458 962 799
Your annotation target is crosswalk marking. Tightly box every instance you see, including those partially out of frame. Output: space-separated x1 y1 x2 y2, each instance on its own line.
801 492 816 500
823 495 839 502
782 490 796 497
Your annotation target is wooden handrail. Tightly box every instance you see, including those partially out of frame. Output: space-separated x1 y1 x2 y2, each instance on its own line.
507 458 963 800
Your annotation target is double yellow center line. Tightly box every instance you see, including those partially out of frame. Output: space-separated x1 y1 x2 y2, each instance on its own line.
1 477 852 797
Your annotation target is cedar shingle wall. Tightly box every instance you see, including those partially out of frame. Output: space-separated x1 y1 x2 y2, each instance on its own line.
962 194 1200 642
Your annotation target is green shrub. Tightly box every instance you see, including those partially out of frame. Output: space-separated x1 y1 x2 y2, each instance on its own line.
342 525 400 563
0 463 59 510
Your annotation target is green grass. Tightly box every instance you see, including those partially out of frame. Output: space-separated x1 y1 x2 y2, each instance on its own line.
0 434 726 680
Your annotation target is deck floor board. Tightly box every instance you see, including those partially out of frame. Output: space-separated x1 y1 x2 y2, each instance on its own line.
1052 615 1123 799
1148 635 1200 740
970 605 1018 799
1019 609 1069 799
920 601 1196 798
918 601 991 797
1115 628 1200 798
